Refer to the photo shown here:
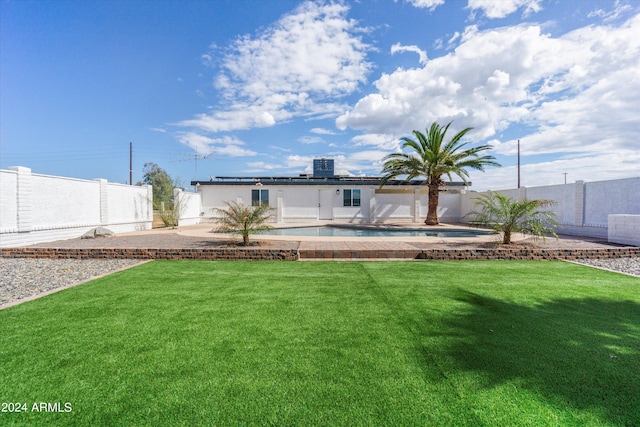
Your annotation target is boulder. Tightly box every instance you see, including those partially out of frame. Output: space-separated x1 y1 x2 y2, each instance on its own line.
81 227 116 239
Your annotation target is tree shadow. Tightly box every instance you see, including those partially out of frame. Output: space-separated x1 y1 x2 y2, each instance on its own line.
439 291 640 425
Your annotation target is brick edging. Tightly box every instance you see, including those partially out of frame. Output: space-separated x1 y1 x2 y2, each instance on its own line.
299 247 640 260
0 248 298 261
1 247 638 261
413 247 640 260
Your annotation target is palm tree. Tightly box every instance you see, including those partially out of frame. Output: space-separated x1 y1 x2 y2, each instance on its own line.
381 122 500 225
465 192 559 244
213 201 273 246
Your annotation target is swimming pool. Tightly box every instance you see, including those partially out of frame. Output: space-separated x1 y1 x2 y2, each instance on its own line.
257 225 494 238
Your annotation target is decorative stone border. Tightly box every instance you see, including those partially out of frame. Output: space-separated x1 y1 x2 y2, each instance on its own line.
2 246 638 261
413 248 640 261
1 248 298 261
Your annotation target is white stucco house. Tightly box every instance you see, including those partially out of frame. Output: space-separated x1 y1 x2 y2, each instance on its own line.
191 159 469 224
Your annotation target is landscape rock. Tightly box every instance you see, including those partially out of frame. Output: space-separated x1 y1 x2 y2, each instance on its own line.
81 227 116 239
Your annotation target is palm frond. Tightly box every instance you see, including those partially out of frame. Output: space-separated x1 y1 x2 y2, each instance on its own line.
380 121 501 224
212 201 273 245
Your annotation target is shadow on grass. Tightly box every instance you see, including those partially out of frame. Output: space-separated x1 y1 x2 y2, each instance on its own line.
443 291 640 425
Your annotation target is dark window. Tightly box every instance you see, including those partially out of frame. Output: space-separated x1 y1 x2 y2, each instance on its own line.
343 189 352 207
352 189 361 207
343 189 360 207
251 189 269 206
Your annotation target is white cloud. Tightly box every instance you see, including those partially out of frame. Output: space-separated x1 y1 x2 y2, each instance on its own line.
588 2 633 22
350 133 399 151
310 127 337 135
337 13 640 163
298 135 324 144
244 161 280 173
177 1 372 134
254 112 276 127
391 43 428 64
177 133 257 157
400 0 445 11
447 31 461 46
467 0 543 19
268 145 292 152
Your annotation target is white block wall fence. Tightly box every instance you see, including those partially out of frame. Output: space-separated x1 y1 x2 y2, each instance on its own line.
608 215 640 247
459 177 640 240
0 167 153 247
174 188 202 226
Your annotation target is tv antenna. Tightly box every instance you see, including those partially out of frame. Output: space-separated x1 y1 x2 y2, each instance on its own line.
170 147 210 179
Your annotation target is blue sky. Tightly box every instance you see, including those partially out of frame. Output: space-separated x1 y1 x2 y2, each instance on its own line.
1 0 638 191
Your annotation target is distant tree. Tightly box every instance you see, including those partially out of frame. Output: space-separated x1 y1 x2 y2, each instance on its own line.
137 162 175 211
465 192 560 244
380 122 500 225
213 201 273 246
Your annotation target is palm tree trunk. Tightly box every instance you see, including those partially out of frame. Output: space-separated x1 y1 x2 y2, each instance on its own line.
425 183 440 225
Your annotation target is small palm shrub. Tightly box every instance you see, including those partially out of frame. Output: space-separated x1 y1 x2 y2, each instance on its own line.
465 192 559 244
212 201 273 246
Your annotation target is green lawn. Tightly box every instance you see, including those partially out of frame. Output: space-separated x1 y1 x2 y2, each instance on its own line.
1 261 638 426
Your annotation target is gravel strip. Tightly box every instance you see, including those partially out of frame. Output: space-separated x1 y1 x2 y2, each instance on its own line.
574 257 640 277
0 258 143 306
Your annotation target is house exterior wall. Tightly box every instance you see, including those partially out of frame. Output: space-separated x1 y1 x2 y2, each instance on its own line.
0 167 153 247
198 183 463 224
201 185 374 223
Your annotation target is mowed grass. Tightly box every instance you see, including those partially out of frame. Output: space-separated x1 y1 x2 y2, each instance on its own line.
1 261 638 426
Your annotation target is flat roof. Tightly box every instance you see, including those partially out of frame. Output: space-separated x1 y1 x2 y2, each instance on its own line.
191 176 470 187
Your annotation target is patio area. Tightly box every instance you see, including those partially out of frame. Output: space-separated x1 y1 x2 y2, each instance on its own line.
1 223 637 261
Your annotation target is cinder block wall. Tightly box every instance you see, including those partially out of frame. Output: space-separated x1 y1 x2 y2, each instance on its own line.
460 177 640 239
608 215 640 246
0 167 153 247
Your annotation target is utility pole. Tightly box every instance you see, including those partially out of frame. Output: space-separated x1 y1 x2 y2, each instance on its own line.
517 139 521 189
563 172 568 185
129 142 133 185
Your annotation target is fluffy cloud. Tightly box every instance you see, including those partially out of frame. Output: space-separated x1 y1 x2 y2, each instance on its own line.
467 0 543 19
310 127 337 135
177 133 257 157
177 1 371 134
298 135 324 144
337 13 640 160
400 0 445 11
391 43 428 64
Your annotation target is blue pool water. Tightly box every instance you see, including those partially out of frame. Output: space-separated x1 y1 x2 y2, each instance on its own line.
257 225 494 238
